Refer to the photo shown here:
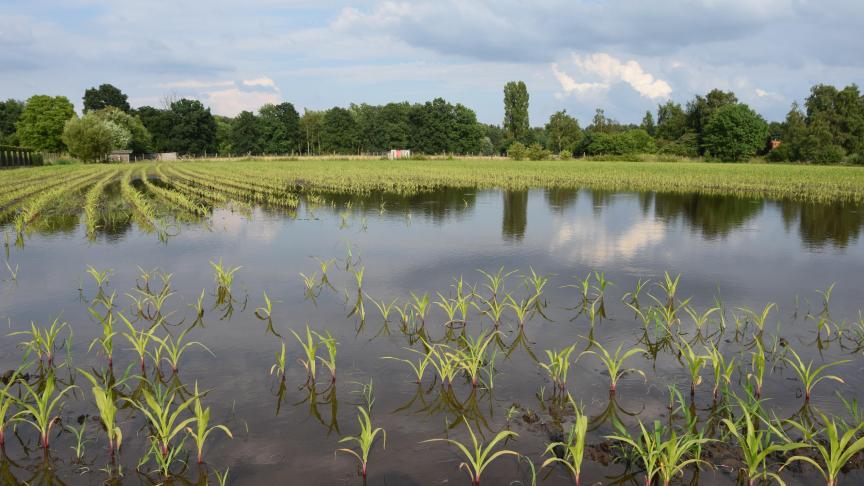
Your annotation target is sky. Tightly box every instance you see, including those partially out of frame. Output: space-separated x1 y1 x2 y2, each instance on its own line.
1 0 863 126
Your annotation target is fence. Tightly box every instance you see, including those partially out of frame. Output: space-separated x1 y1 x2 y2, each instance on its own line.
0 145 44 168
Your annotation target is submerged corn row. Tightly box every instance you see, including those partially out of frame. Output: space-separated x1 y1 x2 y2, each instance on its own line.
14 169 107 231
119 167 160 232
157 164 229 205
84 168 120 237
180 164 300 207
138 166 208 216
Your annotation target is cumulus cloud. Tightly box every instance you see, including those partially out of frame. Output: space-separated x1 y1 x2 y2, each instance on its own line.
158 80 235 89
204 88 281 116
553 52 671 100
242 77 278 89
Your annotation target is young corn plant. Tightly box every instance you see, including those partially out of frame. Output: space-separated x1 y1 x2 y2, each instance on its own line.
315 330 338 382
87 308 117 368
9 318 68 367
783 414 864 486
124 382 196 461
0 367 24 447
738 303 777 335
210 259 241 299
478 267 516 300
748 340 768 399
382 349 431 384
153 328 214 374
291 325 319 383
78 368 128 459
337 406 386 482
541 401 588 486
254 291 277 320
186 383 233 464
706 344 735 403
505 293 537 328
120 313 157 372
677 340 709 398
608 418 709 486
425 342 460 387
422 419 519 486
783 347 849 402
410 291 430 327
540 343 577 393
66 421 90 462
721 396 804 486
270 340 287 378
456 331 499 388
580 342 646 394
656 272 682 309
14 373 76 450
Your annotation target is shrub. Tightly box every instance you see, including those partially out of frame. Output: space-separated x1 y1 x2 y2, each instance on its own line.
527 143 551 161
62 114 131 162
558 149 573 160
507 141 527 160
702 104 769 162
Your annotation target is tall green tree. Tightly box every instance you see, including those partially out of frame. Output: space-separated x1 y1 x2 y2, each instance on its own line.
686 89 738 153
321 107 358 154
0 99 24 145
545 110 582 153
168 99 217 155
656 101 687 140
640 111 656 136
83 84 131 113
259 102 300 154
136 106 175 152
805 84 864 157
15 95 76 152
299 109 324 154
503 81 530 143
701 103 768 162
230 111 262 155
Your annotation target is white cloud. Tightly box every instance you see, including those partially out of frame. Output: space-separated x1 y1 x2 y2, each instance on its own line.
551 63 608 95
755 88 784 101
157 79 235 89
242 77 278 89
571 52 672 99
205 88 281 116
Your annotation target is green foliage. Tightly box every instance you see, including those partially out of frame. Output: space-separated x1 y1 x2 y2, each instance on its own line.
230 110 262 155
259 102 301 154
507 141 528 160
585 129 655 156
62 114 130 162
15 95 76 152
503 80 530 143
0 98 24 145
321 106 358 154
545 110 582 153
526 142 552 161
702 104 769 162
91 106 151 153
83 83 130 113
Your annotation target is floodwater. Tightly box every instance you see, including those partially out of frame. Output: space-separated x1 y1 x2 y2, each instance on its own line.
1 187 864 485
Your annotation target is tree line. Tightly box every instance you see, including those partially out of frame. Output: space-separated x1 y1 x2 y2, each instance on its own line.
0 81 861 164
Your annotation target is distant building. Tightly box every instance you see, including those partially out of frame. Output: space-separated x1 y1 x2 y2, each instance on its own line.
770 139 782 150
388 149 411 160
108 150 133 163
156 152 178 161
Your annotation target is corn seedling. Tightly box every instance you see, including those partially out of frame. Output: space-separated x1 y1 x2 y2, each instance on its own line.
410 291 430 326
721 396 804 486
254 290 276 320
86 265 112 288
210 259 241 296
271 340 287 378
422 419 519 486
152 328 214 374
457 331 499 388
4 260 18 282
706 344 735 402
505 293 536 328
677 340 709 397
87 307 117 368
120 313 157 372
9 318 68 367
739 303 777 334
608 418 709 486
783 347 848 402
580 342 646 393
478 267 516 299
291 325 319 382
0 367 24 447
124 382 196 460
541 401 588 486
748 341 767 399
186 383 233 464
337 406 385 481
425 342 461 386
369 295 398 323
656 272 682 309
78 368 127 458
13 373 75 449
783 413 864 486
66 421 91 461
382 349 431 384
540 343 577 392
315 330 338 382
524 267 550 299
